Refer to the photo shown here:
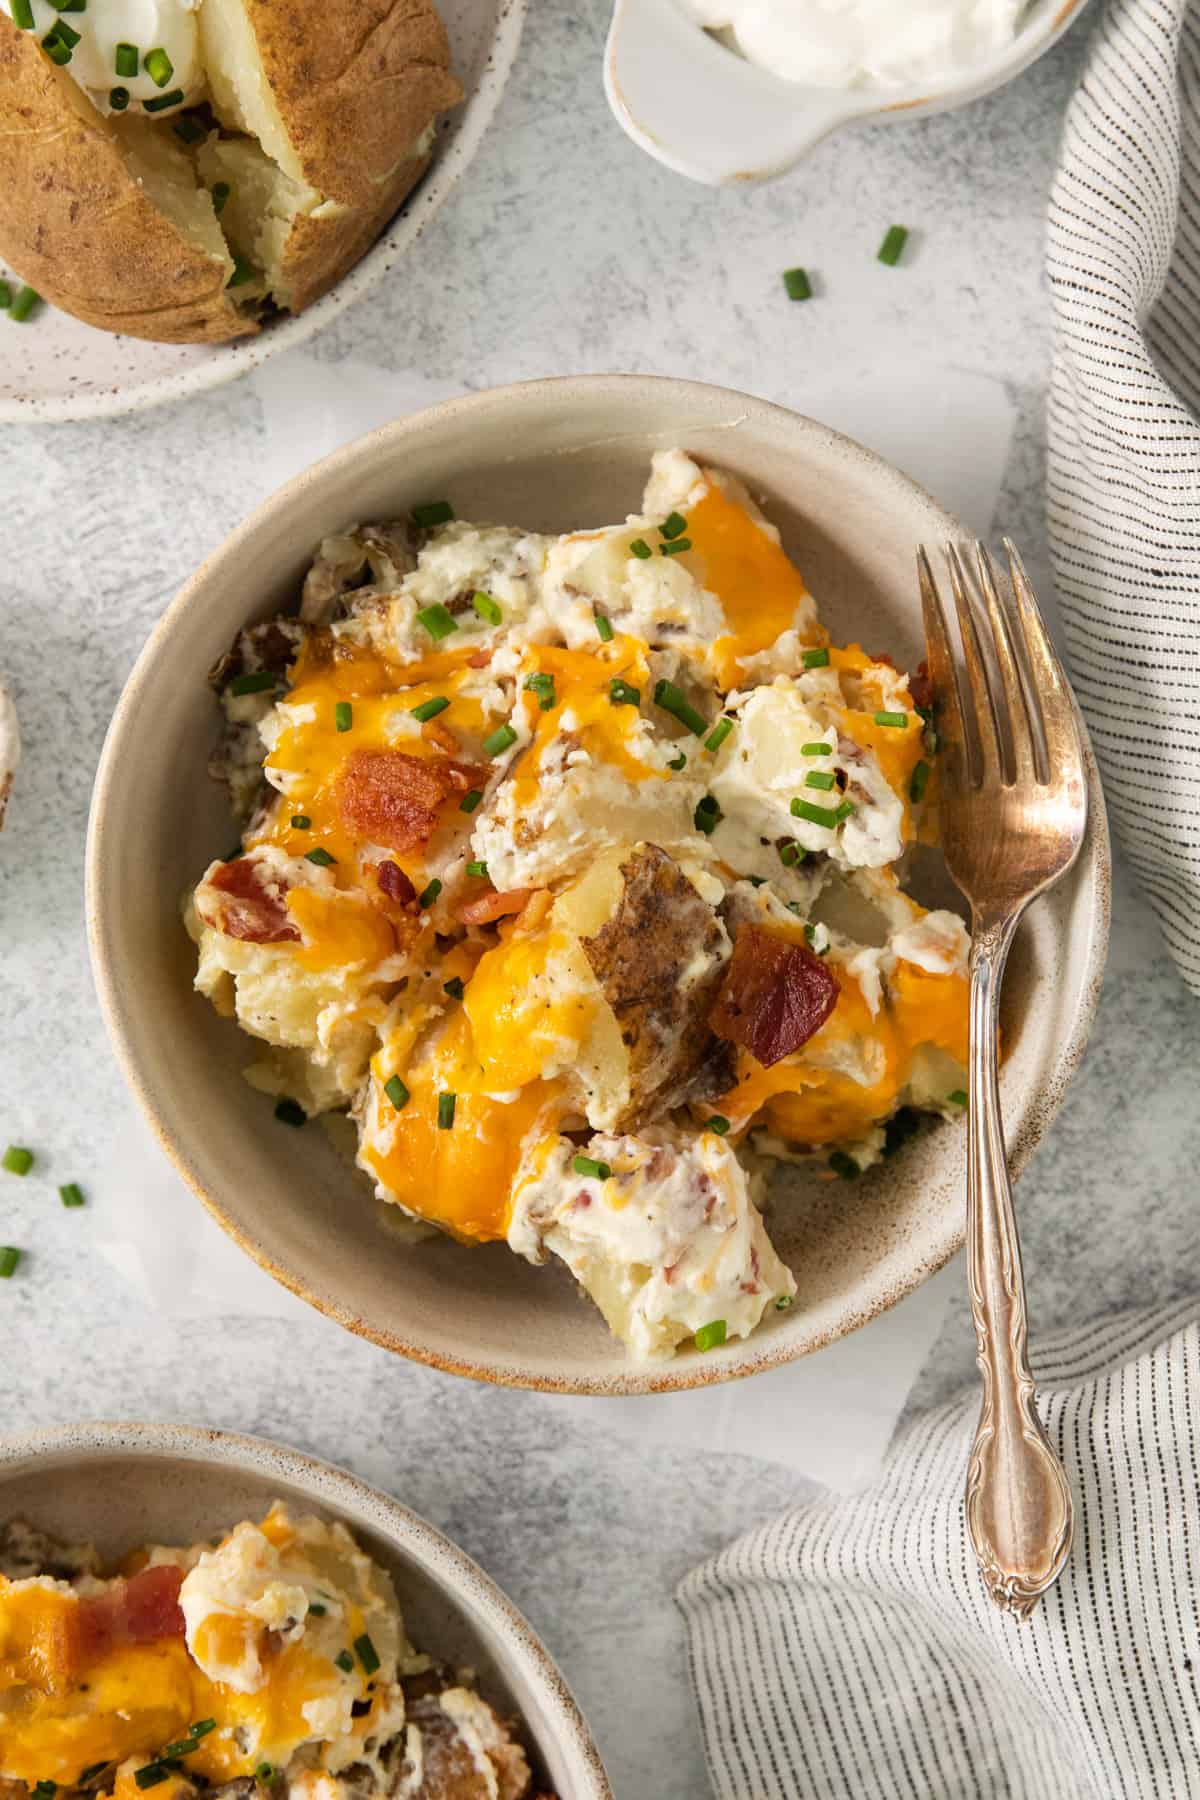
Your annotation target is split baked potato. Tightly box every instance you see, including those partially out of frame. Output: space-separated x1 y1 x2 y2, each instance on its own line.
0 0 462 343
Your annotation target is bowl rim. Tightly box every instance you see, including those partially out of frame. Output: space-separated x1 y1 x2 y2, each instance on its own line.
85 372 1112 1395
0 0 526 426
0 1420 612 1800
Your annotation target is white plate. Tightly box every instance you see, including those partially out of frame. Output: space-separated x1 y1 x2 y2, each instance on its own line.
0 0 525 425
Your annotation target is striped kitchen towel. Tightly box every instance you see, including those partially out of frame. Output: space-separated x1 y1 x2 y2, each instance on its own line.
678 1298 1200 1798
1047 0 1200 993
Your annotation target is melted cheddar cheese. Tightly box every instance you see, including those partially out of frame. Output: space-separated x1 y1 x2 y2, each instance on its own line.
683 483 823 688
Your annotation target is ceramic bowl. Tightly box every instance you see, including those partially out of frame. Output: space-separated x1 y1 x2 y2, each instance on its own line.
86 374 1110 1394
604 0 1092 185
0 0 525 425
0 1422 609 1799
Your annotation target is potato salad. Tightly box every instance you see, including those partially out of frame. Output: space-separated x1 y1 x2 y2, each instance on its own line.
0 1509 544 1800
187 452 970 1360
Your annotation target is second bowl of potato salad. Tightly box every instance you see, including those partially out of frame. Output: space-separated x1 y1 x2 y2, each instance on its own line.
87 376 1109 1391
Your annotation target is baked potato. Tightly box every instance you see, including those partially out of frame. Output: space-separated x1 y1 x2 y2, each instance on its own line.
0 0 462 342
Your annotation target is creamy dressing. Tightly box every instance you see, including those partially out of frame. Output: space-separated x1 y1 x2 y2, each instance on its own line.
2 0 204 111
679 0 1031 90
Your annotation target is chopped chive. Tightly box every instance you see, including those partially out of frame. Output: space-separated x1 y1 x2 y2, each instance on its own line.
255 1767 275 1785
466 860 489 879
229 670 276 696
694 1319 727 1352
804 923 817 945
437 1092 456 1130
59 1183 85 1208
291 814 311 830
173 113 206 145
226 255 256 286
660 511 688 541
874 710 909 729
443 976 465 1000
142 87 184 112
0 1247 19 1279
694 794 722 835
41 26 74 60
133 1769 167 1791
144 45 173 86
802 646 831 669
704 717 734 752
54 0 87 12
783 267 812 301
472 590 502 626
211 181 231 215
305 847 336 866
909 760 931 803
11 0 34 25
8 285 40 322
33 1781 55 1797
334 701 353 732
775 1294 793 1311
410 695 449 722
274 1099 306 1128
482 723 517 757
114 41 138 76
334 1650 355 1674
47 13 79 40
801 741 830 756
354 1632 381 1675
828 1151 860 1180
416 603 457 641
158 1739 199 1762
0 283 10 309
411 500 454 529
572 1154 612 1180
609 678 641 707
109 86 130 109
747 876 766 887
629 538 652 560
523 672 555 710
779 840 806 867
790 798 839 828
384 1075 410 1112
654 679 706 736
459 788 483 813
659 538 692 557
668 753 687 771
3 1146 33 1176
417 878 441 908
705 1115 730 1136
805 769 836 791
188 1722 216 1741
307 1601 327 1617
878 224 909 267
948 1089 968 1107
595 612 614 643
834 800 856 821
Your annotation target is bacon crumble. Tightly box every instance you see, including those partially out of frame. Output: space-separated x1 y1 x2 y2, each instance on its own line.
709 924 839 1068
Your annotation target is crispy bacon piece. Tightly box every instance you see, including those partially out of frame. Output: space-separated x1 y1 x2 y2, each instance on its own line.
77 1566 185 1663
467 648 492 669
199 856 300 944
337 749 483 854
456 887 533 925
421 718 461 755
709 925 839 1068
909 661 934 713
375 860 417 907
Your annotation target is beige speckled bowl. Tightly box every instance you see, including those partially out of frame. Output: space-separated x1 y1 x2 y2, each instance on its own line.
0 1423 610 1800
86 375 1110 1394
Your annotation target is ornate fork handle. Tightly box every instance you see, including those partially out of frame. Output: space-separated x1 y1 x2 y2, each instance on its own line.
964 909 1074 1621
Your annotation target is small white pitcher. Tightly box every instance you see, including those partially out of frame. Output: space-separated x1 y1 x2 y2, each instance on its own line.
604 0 1091 186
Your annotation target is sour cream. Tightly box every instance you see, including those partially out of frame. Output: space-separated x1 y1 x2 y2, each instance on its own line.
679 0 1031 90
1 0 203 112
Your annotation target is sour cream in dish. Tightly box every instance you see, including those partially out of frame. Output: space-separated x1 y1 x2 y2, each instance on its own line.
678 0 1032 90
186 452 970 1361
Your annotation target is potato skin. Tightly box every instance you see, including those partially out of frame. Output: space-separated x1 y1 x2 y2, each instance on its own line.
245 0 463 210
0 17 255 344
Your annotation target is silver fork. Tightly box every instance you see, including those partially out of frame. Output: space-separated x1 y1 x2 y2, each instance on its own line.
917 539 1087 1621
